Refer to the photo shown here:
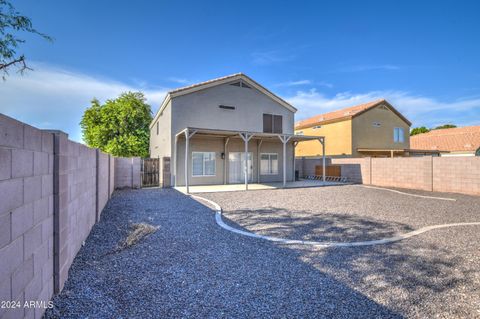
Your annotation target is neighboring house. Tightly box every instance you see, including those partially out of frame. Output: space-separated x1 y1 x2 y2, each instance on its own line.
410 126 480 156
149 73 323 190
294 99 413 158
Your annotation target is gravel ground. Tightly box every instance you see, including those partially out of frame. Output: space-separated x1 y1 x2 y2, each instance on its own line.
201 185 480 242
45 187 480 318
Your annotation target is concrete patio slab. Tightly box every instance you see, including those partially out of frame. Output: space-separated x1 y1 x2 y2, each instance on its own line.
174 179 345 193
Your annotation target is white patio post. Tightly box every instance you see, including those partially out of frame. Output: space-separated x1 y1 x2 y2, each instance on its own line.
257 140 263 183
320 137 326 182
293 141 298 181
223 137 230 185
174 135 178 187
184 129 197 193
239 133 253 190
278 135 292 187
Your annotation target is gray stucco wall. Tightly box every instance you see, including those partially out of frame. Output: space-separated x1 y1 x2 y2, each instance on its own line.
150 100 172 159
171 82 294 136
174 135 294 186
163 81 295 186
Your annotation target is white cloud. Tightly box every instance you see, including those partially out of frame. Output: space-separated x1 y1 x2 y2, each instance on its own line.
275 80 333 88
251 50 295 65
285 89 480 128
0 63 169 142
337 64 401 72
167 77 190 84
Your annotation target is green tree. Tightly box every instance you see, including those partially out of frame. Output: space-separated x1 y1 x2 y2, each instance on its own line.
410 126 430 136
81 92 153 157
433 124 457 130
0 0 52 77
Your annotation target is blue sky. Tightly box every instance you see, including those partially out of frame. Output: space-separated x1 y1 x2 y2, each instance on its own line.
1 0 480 141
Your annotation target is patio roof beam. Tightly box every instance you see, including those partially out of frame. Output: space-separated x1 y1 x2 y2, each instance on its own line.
239 133 254 190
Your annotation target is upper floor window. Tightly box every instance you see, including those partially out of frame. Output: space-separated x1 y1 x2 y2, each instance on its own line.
263 114 283 133
373 122 381 127
296 131 304 135
312 125 322 129
156 122 159 135
476 147 480 156
394 127 405 143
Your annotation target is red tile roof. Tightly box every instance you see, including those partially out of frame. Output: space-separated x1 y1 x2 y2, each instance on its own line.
295 99 411 129
410 126 480 152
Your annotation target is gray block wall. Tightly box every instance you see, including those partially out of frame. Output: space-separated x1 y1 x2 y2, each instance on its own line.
114 157 141 188
0 114 140 319
0 115 54 319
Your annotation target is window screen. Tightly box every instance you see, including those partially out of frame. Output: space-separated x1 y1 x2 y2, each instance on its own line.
192 152 216 176
263 114 283 133
394 127 405 143
273 115 283 133
263 114 273 133
260 153 278 175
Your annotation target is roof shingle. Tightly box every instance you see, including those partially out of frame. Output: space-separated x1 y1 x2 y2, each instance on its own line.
295 99 410 129
410 126 480 152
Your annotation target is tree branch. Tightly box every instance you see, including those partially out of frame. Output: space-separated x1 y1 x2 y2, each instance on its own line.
0 55 33 77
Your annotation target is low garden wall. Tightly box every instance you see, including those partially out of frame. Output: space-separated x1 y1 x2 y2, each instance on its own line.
296 156 480 196
0 114 140 319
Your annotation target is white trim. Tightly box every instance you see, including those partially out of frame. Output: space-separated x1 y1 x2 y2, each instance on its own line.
191 195 480 248
192 152 216 177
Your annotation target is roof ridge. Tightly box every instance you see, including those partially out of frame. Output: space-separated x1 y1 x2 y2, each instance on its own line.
168 73 243 94
295 98 387 128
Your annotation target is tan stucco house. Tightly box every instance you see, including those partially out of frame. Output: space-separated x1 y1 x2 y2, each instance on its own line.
149 73 323 192
294 99 412 158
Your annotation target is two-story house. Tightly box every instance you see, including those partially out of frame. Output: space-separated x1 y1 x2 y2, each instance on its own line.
294 99 412 158
149 73 323 192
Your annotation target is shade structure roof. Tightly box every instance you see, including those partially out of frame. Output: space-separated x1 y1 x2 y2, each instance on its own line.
175 127 324 142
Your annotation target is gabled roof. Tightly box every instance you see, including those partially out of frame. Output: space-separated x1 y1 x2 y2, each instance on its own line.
410 126 480 152
294 99 411 130
150 73 296 128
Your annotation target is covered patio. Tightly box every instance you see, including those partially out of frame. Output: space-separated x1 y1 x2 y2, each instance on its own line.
174 127 326 193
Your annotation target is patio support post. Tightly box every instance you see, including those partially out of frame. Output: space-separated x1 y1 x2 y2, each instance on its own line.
319 137 326 182
257 140 263 183
224 137 230 185
293 141 298 181
239 133 254 190
184 129 197 193
278 135 292 187
174 135 178 187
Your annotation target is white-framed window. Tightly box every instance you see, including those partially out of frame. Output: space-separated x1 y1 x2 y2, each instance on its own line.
260 153 278 175
394 127 405 143
192 152 216 176
372 122 381 127
313 125 322 129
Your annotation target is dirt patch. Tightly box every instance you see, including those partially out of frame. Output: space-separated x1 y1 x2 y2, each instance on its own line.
117 223 159 251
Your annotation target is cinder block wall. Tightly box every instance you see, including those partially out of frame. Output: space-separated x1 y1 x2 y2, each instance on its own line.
433 157 480 195
297 156 480 196
0 114 140 319
0 115 54 319
114 157 141 188
371 157 432 191
331 158 372 184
